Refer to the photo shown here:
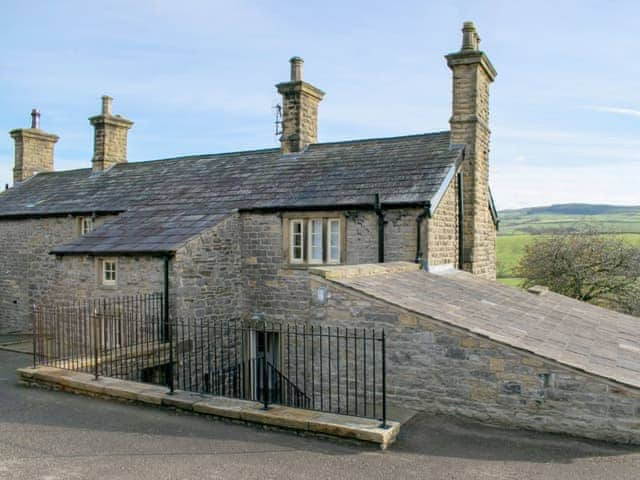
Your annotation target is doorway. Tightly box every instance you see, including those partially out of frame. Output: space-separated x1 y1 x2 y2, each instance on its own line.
249 330 281 403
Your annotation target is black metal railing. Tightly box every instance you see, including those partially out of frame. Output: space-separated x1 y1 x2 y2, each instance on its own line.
32 293 167 382
32 294 387 424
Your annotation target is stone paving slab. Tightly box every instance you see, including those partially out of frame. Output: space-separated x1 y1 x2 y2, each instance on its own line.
16 366 399 449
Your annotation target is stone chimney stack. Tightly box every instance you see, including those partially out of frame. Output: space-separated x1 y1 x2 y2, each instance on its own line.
446 21 498 279
276 57 325 154
89 96 133 172
9 109 59 184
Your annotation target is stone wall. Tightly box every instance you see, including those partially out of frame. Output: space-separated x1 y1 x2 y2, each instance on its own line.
384 209 421 262
173 213 246 324
0 215 115 333
241 212 310 323
240 208 422 323
45 255 164 303
427 178 459 268
309 275 640 444
23 213 245 322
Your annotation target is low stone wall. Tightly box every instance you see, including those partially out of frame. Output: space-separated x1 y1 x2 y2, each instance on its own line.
17 366 399 448
309 274 640 445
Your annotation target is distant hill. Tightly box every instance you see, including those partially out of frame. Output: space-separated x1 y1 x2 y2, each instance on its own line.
500 203 640 216
497 203 640 235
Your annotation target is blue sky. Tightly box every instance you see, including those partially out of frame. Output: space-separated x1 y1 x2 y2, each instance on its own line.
1 0 638 209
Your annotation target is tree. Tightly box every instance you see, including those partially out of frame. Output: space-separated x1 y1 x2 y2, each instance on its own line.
516 231 640 316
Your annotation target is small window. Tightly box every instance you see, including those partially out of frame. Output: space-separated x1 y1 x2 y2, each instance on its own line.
327 219 341 263
290 220 304 263
308 219 324 264
285 216 343 265
102 260 117 286
79 217 94 236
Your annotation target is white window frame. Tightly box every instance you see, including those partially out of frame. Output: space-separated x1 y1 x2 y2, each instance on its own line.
289 219 304 264
102 259 117 286
79 216 94 236
327 218 341 264
307 219 324 264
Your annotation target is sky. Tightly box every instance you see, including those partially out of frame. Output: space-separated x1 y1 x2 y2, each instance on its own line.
1 0 639 210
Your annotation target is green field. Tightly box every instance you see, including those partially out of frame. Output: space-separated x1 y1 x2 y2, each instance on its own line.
496 204 640 287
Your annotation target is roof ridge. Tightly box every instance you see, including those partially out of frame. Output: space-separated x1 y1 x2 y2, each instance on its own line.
121 146 282 167
9 131 453 179
308 131 450 148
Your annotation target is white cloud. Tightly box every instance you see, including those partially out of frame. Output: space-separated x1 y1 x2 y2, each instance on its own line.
583 106 640 118
492 162 640 210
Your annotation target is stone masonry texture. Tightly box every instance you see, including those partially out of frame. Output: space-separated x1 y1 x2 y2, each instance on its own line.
90 114 133 172
10 128 59 184
1 206 430 333
173 213 246 324
309 274 640 445
427 178 459 268
239 209 422 324
447 43 497 279
0 215 114 334
276 80 324 154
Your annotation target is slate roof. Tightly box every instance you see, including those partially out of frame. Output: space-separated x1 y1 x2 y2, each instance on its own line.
325 264 640 390
0 132 463 254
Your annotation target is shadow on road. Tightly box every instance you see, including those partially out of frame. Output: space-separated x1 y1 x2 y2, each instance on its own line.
393 405 640 463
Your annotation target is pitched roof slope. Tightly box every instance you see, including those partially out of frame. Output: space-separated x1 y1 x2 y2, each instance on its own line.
0 132 462 254
322 264 640 390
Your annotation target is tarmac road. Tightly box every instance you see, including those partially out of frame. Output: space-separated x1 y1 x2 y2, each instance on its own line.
2 348 640 479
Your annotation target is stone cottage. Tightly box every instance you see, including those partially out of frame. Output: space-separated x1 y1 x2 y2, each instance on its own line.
0 22 498 334
4 22 639 445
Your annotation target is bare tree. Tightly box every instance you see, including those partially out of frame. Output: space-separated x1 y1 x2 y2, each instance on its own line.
516 230 640 316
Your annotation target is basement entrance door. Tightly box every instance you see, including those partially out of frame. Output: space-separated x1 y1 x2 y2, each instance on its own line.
249 330 281 403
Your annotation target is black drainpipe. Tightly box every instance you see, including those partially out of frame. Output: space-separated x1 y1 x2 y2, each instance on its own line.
375 193 385 263
415 203 430 265
457 172 464 269
163 254 174 394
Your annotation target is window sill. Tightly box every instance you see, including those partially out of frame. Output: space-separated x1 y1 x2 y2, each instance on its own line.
283 263 342 270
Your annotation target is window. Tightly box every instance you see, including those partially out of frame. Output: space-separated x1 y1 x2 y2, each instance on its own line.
328 219 341 264
79 216 94 236
286 216 343 265
290 220 304 263
101 260 117 286
308 219 324 264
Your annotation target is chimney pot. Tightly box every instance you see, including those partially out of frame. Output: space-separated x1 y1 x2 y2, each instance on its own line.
31 109 40 129
290 56 304 81
101 95 113 115
462 21 480 51
10 112 58 184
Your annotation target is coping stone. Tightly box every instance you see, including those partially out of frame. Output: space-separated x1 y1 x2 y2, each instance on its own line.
16 366 400 448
